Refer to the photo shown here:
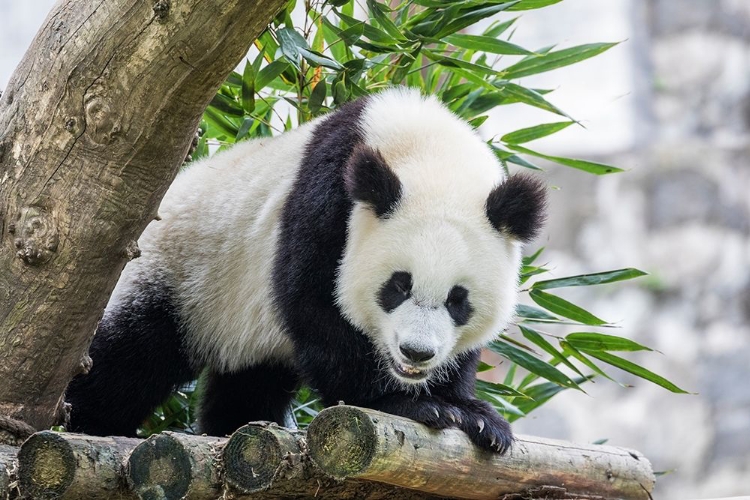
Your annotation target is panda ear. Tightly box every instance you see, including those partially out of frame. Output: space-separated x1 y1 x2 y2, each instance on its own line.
344 144 402 218
485 174 547 243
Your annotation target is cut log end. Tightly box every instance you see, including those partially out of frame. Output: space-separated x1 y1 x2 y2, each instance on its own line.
222 423 299 493
17 431 75 498
307 406 377 479
126 433 193 500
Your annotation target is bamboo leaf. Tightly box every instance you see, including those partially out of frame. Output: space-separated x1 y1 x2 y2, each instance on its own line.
445 34 534 56
533 268 648 290
488 340 581 389
241 61 255 113
581 350 690 394
520 325 584 377
567 333 653 353
529 289 607 325
502 42 618 79
509 144 624 175
501 121 574 144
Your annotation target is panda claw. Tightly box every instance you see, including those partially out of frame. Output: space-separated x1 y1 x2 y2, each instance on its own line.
477 418 485 434
433 408 440 420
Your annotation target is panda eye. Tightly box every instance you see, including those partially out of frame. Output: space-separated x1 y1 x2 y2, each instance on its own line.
445 285 472 326
378 272 412 313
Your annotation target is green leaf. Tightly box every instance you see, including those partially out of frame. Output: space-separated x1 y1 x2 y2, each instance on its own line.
425 50 500 78
533 268 647 290
476 361 494 373
277 27 309 68
476 380 530 399
495 83 572 118
209 93 243 117
468 115 488 128
567 333 653 353
434 3 520 39
509 144 624 175
333 80 348 104
309 80 327 114
299 47 345 70
334 11 394 44
203 107 239 137
483 17 519 38
523 247 545 266
507 0 564 10
241 62 255 113
520 325 584 377
367 0 407 41
501 121 574 144
502 42 618 79
512 376 593 421
516 304 560 321
488 340 581 389
560 340 619 384
529 289 607 325
581 350 689 394
444 34 534 56
256 60 292 90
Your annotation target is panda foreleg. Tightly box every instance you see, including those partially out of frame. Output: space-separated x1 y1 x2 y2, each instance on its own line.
198 362 299 436
368 350 513 454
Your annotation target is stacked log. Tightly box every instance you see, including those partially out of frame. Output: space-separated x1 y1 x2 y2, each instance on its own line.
4 406 654 500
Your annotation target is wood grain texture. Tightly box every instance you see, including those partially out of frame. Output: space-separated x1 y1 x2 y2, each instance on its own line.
307 405 656 500
0 0 286 431
17 431 140 499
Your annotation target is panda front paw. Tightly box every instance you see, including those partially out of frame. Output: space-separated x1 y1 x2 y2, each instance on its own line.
454 398 513 454
369 395 513 454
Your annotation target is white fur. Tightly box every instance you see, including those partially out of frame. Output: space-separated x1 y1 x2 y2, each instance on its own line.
110 123 317 372
336 89 522 383
111 88 522 380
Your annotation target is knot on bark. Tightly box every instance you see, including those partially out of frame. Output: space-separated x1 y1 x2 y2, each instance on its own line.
84 96 120 145
153 0 170 21
13 206 59 266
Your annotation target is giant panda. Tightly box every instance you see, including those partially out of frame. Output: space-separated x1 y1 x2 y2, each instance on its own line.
65 87 546 453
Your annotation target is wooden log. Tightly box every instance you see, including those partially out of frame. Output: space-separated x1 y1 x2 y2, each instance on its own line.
222 423 442 500
17 431 139 499
0 445 17 500
307 405 655 500
222 422 301 494
125 432 224 500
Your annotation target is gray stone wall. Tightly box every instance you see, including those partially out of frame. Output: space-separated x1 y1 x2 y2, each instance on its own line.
508 1 750 498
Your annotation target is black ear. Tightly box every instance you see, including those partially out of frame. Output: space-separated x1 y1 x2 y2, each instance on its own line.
486 174 547 242
344 144 402 218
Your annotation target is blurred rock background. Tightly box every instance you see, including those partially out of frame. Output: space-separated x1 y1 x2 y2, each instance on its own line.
2 0 748 497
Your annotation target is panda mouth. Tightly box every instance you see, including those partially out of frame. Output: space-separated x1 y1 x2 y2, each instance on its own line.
391 361 429 381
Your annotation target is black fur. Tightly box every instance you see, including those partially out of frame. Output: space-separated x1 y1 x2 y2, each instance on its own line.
199 363 299 436
273 98 513 453
66 281 195 436
377 271 412 313
344 144 402 217
486 173 547 242
445 285 473 326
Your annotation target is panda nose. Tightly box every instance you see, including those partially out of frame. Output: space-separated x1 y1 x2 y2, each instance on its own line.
399 344 435 363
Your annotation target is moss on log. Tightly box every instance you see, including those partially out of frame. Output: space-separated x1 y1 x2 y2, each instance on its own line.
307 405 655 500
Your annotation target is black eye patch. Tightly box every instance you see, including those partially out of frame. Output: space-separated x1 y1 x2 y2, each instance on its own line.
378 272 412 313
445 285 473 326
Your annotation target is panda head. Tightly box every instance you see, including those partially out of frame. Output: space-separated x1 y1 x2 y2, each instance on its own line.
335 90 546 388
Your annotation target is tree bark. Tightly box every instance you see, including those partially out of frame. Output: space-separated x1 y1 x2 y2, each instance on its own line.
0 0 287 432
307 406 656 500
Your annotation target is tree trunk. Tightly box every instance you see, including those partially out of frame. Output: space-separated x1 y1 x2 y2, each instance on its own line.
0 0 287 433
